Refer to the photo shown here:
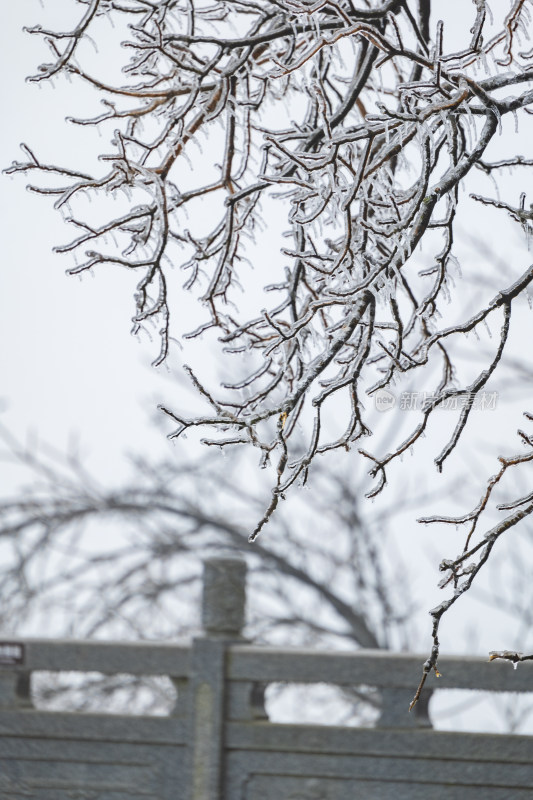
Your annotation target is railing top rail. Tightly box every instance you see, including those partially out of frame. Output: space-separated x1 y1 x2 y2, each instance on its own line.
2 639 532 693
227 645 533 693
0 639 191 676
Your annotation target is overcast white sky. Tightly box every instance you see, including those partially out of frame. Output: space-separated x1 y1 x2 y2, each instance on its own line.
0 4 184 488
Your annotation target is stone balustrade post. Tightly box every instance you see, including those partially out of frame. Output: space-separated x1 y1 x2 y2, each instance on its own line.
187 554 247 800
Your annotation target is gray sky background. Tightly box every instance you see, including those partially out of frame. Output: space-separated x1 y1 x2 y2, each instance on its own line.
1 4 179 490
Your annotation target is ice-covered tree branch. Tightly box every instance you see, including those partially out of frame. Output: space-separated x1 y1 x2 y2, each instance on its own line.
6 0 533 700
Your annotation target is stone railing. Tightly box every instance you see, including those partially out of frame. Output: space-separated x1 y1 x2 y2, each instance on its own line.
1 555 532 799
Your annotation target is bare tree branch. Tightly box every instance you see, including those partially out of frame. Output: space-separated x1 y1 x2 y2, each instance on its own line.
6 0 533 706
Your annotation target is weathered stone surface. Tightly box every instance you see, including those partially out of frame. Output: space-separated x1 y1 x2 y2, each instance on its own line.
0 731 185 799
201 555 246 637
226 645 533 692
0 640 191 676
